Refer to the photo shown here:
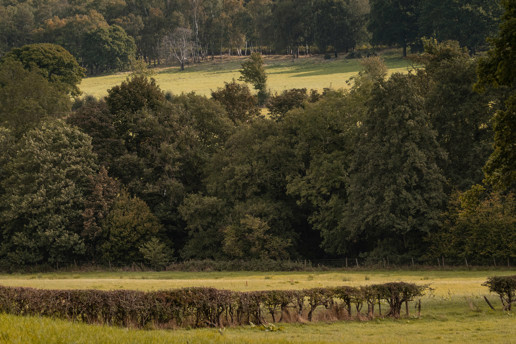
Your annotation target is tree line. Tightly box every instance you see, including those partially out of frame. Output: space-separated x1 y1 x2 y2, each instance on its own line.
0 0 503 74
0 1 514 270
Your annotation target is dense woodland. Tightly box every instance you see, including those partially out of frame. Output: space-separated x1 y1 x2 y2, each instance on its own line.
0 0 514 270
0 0 504 73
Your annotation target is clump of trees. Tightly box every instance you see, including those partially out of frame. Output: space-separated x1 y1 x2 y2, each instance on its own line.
0 0 503 74
0 1 515 270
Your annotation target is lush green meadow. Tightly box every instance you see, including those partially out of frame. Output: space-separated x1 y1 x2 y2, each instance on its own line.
0 270 514 343
79 54 413 98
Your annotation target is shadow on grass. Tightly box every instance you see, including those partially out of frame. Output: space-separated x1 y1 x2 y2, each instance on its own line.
155 56 412 80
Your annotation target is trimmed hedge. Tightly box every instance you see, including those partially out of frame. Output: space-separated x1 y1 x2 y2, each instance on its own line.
483 275 516 311
0 283 428 329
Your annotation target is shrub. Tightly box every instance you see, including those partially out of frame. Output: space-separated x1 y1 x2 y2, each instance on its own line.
483 275 516 311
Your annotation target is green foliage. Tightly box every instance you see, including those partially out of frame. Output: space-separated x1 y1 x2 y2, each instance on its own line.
223 214 291 260
483 275 516 311
100 190 163 265
0 60 71 138
1 43 85 96
239 52 268 105
81 166 120 260
418 0 502 53
81 24 136 74
314 0 368 57
106 75 165 116
283 91 361 256
482 93 516 191
344 73 447 256
429 188 515 264
0 120 97 267
67 97 126 169
211 80 260 124
105 75 166 150
205 119 302 258
414 39 493 190
369 0 420 56
476 0 516 192
139 237 171 270
178 194 227 260
129 57 155 78
266 88 314 118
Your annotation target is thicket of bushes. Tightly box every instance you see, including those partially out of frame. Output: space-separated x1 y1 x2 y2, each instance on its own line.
0 283 428 329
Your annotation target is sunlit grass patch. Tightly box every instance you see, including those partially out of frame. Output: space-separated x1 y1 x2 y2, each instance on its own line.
79 54 414 99
0 269 514 343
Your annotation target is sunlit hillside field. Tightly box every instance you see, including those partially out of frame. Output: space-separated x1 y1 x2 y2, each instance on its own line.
0 270 514 343
79 54 413 98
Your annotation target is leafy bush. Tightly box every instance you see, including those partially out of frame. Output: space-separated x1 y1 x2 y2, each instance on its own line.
483 275 516 311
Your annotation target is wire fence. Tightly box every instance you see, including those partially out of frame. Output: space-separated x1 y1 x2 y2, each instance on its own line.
309 256 516 269
2 256 514 273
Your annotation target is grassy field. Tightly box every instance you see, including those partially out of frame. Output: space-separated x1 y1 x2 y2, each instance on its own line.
79 53 413 98
0 269 515 343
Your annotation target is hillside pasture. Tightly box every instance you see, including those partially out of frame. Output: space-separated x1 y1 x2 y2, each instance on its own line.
79 54 413 98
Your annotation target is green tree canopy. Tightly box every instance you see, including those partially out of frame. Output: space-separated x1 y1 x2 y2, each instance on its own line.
0 60 71 138
81 24 136 74
1 43 85 96
178 193 227 260
429 186 515 264
344 73 447 259
100 190 163 265
0 119 97 267
211 80 260 124
477 0 516 192
239 52 268 104
414 39 493 190
419 0 502 53
369 0 420 56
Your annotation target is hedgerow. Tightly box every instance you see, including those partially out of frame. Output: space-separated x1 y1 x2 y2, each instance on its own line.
0 283 428 329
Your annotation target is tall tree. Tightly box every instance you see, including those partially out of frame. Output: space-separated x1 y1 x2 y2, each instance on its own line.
100 190 164 265
0 120 97 267
161 27 194 70
271 0 311 57
239 52 268 104
414 39 493 190
344 73 447 259
369 0 421 56
81 24 136 74
2 43 85 96
314 0 367 57
419 0 502 53
476 0 516 192
205 119 302 258
0 60 70 138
